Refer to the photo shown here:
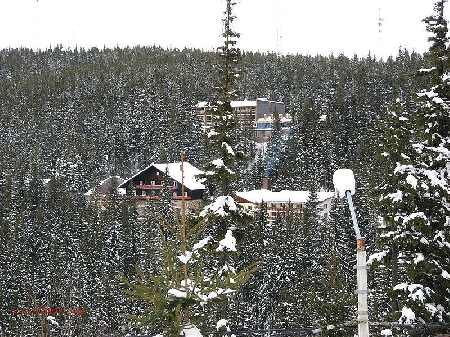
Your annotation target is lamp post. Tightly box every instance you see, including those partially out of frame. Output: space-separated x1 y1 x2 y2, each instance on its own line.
333 169 369 337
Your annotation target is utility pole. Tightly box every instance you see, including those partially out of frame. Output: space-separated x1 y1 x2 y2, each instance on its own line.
333 169 370 337
180 150 190 325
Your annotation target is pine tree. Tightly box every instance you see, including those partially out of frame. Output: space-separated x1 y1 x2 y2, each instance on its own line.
235 201 268 329
318 198 356 330
296 187 324 325
375 0 450 324
120 195 259 336
199 0 247 197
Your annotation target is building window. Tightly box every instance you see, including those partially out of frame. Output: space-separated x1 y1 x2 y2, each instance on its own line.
151 180 155 186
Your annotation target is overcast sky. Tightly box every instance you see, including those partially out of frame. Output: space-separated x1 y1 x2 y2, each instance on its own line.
0 0 446 59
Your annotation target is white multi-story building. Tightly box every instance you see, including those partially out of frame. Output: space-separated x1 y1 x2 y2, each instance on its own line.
195 98 291 142
236 187 334 223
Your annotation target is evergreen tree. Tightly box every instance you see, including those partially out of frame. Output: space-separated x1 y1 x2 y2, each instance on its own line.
199 0 247 197
265 108 284 185
296 187 324 325
235 201 268 329
120 197 259 336
318 198 356 330
375 0 450 324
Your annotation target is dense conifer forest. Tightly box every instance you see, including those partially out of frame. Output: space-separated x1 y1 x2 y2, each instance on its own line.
0 2 449 334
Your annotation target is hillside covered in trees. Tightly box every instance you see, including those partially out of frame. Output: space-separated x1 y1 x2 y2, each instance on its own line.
0 2 449 334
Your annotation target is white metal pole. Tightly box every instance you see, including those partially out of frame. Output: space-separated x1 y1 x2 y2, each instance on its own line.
356 237 369 337
345 190 369 337
333 169 369 337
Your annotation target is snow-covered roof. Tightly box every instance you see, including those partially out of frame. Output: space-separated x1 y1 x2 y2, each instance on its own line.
196 100 257 108
231 100 257 107
236 189 334 204
153 162 206 190
122 162 206 190
196 98 285 109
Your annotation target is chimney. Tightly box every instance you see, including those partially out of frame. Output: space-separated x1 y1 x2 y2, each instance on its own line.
262 177 271 190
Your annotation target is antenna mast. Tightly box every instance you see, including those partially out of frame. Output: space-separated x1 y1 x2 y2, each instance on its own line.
378 7 384 57
276 0 282 55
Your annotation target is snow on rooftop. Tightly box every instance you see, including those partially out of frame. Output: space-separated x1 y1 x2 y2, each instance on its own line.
231 100 257 107
196 98 285 109
236 189 334 204
196 100 257 108
153 162 206 190
124 162 206 190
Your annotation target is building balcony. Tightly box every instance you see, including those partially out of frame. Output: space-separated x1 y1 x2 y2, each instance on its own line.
134 195 192 201
136 184 179 190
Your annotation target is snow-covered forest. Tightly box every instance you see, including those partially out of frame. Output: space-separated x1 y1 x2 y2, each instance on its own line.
0 0 449 336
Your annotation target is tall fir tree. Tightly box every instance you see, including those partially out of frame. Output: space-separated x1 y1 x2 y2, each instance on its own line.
374 0 450 324
200 0 247 198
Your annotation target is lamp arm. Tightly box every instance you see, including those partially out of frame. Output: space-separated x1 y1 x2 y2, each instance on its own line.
346 190 361 239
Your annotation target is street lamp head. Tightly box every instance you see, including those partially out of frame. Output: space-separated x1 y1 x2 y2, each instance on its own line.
333 169 356 198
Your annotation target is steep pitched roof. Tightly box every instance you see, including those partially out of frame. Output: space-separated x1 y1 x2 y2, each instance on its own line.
120 162 206 191
153 162 206 190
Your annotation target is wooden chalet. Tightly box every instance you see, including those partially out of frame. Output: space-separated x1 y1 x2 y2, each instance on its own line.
118 162 206 211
